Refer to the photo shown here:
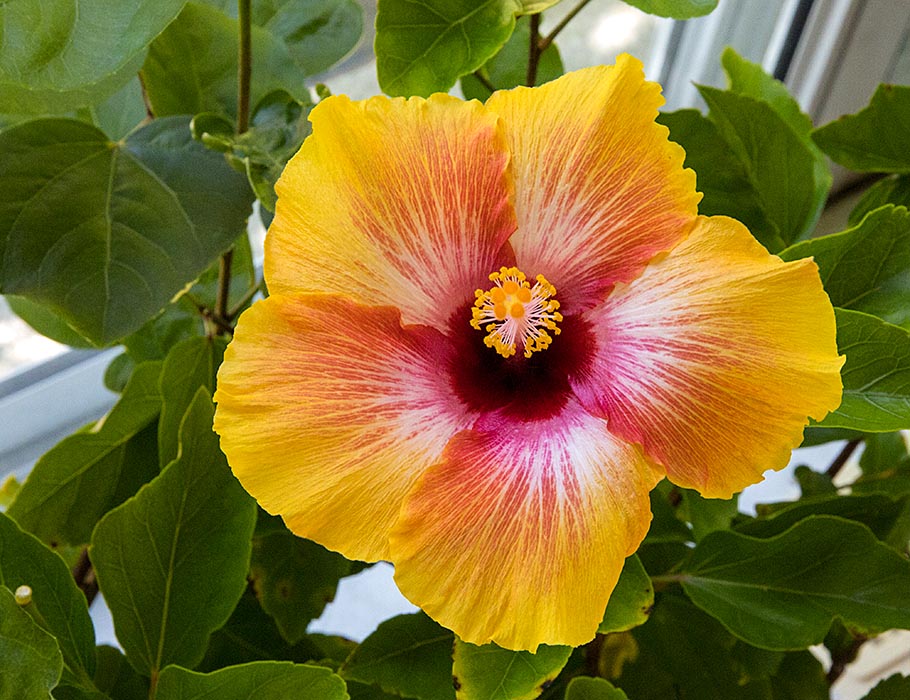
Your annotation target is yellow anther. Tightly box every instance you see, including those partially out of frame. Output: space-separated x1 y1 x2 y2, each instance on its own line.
470 268 561 358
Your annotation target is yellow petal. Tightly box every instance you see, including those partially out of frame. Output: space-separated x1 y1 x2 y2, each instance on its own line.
214 294 472 561
573 216 844 497
266 93 516 331
389 403 663 651
485 55 700 312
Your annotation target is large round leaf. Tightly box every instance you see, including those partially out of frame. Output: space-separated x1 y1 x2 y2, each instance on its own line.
0 117 254 345
0 0 186 114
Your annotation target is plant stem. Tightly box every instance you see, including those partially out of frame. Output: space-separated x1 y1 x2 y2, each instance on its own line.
538 0 593 53
149 669 159 700
472 70 497 94
72 548 98 606
213 0 253 333
215 248 234 326
827 635 867 685
236 0 252 135
826 439 862 479
527 13 542 86
227 277 263 320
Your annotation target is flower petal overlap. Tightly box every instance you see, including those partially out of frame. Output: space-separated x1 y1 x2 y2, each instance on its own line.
214 54 843 651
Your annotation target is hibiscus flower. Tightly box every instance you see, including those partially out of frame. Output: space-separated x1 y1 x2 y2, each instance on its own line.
213 54 844 651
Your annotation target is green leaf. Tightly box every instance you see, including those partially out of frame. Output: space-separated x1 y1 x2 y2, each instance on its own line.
740 493 910 548
768 651 828 700
813 84 910 172
193 91 314 212
142 2 308 118
679 516 910 649
681 491 739 541
793 465 837 496
376 0 526 97
861 432 909 474
598 555 653 634
4 296 94 348
698 86 829 250
800 426 864 447
618 0 717 18
8 362 163 545
250 531 352 645
617 594 751 700
565 677 628 700
0 117 253 345
92 646 147 700
204 0 364 76
0 0 185 114
460 16 563 101
197 591 330 672
0 585 63 700
452 640 571 700
853 461 910 498
340 612 454 700
122 298 203 363
863 674 910 699
84 76 148 141
90 390 257 675
780 206 910 328
0 514 95 686
658 109 780 250
248 0 363 76
644 483 692 544
104 353 135 393
515 1 563 12
156 661 348 700
347 681 402 700
818 309 910 432
850 175 910 227
157 336 226 468
721 48 813 142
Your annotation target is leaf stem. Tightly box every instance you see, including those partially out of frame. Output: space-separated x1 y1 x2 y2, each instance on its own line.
472 70 497 94
527 13 542 86
826 439 862 479
538 0 593 53
236 0 252 135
